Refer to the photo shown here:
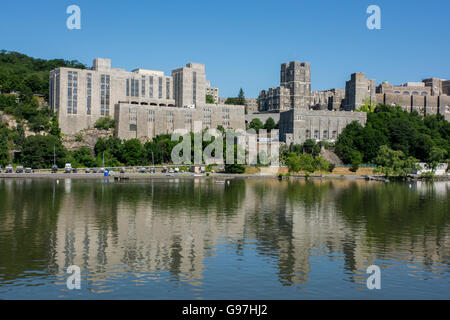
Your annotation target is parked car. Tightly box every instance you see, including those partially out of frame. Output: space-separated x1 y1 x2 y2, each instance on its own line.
139 167 147 173
168 168 175 173
64 163 72 173
25 168 33 173
120 167 126 174
91 168 98 173
5 165 13 173
16 166 24 173
51 165 58 173
85 168 91 173
0 166 2 173
99 168 105 173
150 167 156 173
162 166 168 173
72 168 78 173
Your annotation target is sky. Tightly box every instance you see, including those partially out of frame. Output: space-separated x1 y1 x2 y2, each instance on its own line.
0 0 449 97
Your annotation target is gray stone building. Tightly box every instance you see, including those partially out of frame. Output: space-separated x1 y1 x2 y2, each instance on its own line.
279 110 367 145
374 78 450 120
205 81 219 103
115 102 245 140
342 73 376 111
49 58 241 135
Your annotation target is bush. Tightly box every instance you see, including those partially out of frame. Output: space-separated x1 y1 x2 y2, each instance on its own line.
94 116 116 130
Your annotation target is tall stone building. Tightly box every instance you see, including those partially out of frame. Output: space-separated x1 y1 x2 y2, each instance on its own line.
172 63 207 108
259 61 312 112
49 58 245 135
342 72 376 111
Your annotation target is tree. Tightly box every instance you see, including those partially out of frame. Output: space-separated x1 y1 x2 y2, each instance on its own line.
248 118 264 133
427 146 447 172
120 139 144 166
302 139 320 156
94 116 116 130
206 94 215 104
374 145 419 178
237 88 246 106
350 151 362 172
263 117 276 131
19 135 67 168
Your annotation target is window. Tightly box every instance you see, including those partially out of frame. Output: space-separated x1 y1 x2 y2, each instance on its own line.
134 79 139 97
158 77 163 99
149 76 154 98
166 78 170 99
403 91 409 95
323 130 328 139
126 79 130 96
314 130 319 139
305 130 311 138
142 76 146 97
129 124 137 131
193 71 197 105
412 91 419 96
421 92 428 96
87 73 92 115
332 131 337 139
101 74 110 116
67 71 78 114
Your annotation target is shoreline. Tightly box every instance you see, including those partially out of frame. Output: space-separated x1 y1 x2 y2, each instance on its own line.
1 172 448 181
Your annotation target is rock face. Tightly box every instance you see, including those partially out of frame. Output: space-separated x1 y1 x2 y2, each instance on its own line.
320 147 343 165
62 128 114 152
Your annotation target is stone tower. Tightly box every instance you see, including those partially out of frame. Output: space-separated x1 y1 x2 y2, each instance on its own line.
280 61 311 110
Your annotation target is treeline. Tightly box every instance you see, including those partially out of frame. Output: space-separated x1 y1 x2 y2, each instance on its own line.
0 50 86 98
281 139 335 174
335 104 450 168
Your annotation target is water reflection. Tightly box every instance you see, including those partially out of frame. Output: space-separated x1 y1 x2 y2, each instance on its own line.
0 178 449 298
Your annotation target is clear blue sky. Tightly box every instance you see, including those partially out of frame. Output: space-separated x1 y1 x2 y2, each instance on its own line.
1 0 449 97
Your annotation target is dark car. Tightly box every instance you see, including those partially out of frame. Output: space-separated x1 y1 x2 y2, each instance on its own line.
91 168 98 173
51 165 58 173
72 168 78 173
25 168 33 173
85 168 91 173
16 166 24 173
120 167 126 174
5 165 13 173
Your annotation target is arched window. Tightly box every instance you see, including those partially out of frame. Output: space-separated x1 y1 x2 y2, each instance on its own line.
403 91 410 95
421 92 428 96
394 91 401 94
412 91 419 96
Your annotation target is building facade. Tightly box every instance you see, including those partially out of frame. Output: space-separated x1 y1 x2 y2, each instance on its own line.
279 109 367 145
115 102 245 140
342 73 376 111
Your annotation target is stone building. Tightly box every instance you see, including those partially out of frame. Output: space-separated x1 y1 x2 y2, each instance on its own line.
115 102 245 140
205 81 219 103
172 63 207 108
311 88 345 111
279 109 367 145
374 78 450 120
245 98 259 114
49 58 238 135
342 73 376 111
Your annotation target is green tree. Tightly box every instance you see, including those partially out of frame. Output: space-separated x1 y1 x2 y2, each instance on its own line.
350 151 363 172
374 145 419 178
263 117 276 131
248 118 264 133
427 146 447 172
19 135 67 168
206 94 215 104
120 139 143 165
94 116 116 130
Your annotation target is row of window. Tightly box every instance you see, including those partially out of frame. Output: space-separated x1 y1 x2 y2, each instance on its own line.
67 71 78 114
127 76 171 99
305 130 337 139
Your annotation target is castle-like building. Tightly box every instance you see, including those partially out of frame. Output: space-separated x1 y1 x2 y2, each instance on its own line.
49 58 449 147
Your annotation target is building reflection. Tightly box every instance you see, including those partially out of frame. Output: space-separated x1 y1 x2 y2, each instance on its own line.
0 178 449 288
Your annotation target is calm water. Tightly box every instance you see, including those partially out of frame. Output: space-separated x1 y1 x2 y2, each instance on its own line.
0 177 449 299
